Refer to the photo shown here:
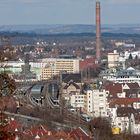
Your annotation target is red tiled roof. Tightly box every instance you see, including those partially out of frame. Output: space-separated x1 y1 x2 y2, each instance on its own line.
9 119 21 129
70 127 92 140
30 126 48 137
109 98 140 108
105 83 122 96
23 125 48 138
54 130 68 138
80 58 97 70
5 118 22 132
20 133 33 140
40 135 56 140
105 83 140 96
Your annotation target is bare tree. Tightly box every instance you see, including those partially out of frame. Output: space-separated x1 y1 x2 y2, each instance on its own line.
89 117 113 140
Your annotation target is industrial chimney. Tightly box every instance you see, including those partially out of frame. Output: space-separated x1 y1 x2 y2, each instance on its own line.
96 0 101 61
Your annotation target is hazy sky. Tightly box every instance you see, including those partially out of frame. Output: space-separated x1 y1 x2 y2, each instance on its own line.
0 0 139 25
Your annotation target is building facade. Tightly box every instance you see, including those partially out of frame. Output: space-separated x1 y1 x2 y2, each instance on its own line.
108 50 119 68
41 58 80 80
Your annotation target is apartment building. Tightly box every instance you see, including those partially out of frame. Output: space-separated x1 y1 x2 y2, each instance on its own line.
83 89 108 117
107 50 119 68
41 58 80 80
70 89 108 117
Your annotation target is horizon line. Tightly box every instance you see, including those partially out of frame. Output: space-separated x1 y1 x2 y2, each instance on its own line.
0 23 140 26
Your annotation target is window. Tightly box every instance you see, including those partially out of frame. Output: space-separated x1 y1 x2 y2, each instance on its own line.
125 123 127 126
118 123 121 126
99 107 104 109
121 104 125 107
99 94 103 97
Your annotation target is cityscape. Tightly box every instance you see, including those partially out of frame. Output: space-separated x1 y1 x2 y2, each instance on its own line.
0 0 140 140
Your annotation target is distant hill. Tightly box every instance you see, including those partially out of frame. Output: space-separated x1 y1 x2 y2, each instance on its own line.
0 24 140 35
0 24 96 34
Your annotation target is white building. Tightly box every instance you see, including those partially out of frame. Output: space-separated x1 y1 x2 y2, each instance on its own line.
131 114 140 134
83 89 108 117
107 50 119 68
124 51 140 59
70 94 85 108
101 67 140 84
69 89 108 117
108 98 140 134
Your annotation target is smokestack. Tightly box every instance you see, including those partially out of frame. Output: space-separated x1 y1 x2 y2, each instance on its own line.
96 0 101 61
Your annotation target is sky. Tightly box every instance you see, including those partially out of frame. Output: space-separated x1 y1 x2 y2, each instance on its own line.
0 0 139 25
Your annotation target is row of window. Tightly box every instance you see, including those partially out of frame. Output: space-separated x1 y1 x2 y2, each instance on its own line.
75 100 84 103
75 96 84 99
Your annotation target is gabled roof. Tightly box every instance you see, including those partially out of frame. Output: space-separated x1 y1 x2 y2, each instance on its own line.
63 81 80 90
62 73 81 83
70 127 92 140
106 83 140 98
23 124 48 138
126 83 140 89
125 88 140 98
